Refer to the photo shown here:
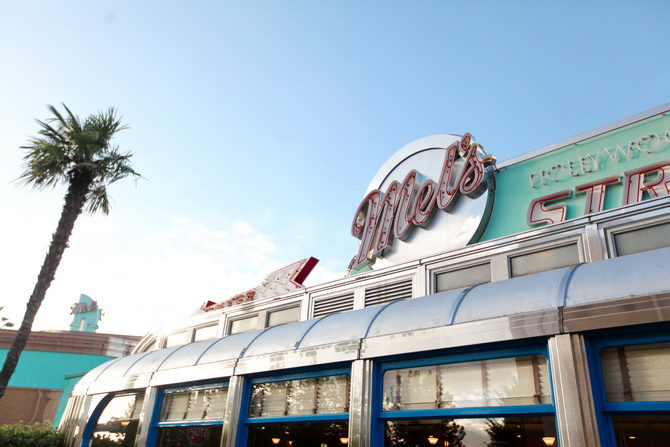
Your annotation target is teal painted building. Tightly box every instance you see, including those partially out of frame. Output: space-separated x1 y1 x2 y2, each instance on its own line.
480 108 670 241
0 296 139 426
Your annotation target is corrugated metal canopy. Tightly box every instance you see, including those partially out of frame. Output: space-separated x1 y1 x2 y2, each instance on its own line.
74 246 670 395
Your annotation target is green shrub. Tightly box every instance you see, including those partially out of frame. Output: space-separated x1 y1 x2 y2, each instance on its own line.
0 421 65 447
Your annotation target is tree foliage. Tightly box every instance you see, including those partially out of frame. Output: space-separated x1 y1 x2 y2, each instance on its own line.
0 422 65 447
0 104 140 399
17 104 137 214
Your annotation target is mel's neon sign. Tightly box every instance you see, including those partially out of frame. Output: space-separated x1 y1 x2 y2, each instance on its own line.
351 133 496 269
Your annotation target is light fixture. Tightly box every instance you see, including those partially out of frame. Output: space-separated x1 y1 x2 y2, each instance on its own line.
427 435 439 445
120 421 130 427
340 437 349 444
542 437 556 446
272 438 281 445
629 436 637 440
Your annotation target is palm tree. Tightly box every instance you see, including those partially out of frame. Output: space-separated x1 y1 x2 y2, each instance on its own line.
0 104 140 399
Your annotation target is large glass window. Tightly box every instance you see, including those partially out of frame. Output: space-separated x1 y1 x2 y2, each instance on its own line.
435 263 491 292
613 221 670 256
193 324 218 342
154 383 227 447
601 342 670 403
88 393 144 447
386 416 557 447
230 315 259 334
247 422 349 447
610 414 670 446
510 244 579 277
165 331 188 348
250 375 350 417
593 337 670 447
245 373 350 447
380 353 556 446
383 355 551 410
267 306 301 328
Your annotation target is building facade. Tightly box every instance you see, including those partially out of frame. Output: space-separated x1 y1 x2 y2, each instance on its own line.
0 329 139 426
61 104 670 446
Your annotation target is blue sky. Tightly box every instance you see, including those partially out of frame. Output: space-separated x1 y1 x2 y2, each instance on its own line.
1 1 669 335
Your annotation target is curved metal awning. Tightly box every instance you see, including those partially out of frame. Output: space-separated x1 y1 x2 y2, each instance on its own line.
75 246 670 395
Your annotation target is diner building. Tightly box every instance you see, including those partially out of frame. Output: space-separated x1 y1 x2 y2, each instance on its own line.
61 104 670 446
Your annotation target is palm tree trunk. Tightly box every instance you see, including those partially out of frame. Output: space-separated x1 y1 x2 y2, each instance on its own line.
0 173 91 399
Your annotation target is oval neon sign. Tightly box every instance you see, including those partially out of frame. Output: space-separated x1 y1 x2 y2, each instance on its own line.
350 134 496 271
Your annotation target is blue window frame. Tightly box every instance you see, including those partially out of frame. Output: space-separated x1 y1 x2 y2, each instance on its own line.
83 391 145 447
238 368 351 447
375 346 558 447
588 326 670 446
148 381 228 447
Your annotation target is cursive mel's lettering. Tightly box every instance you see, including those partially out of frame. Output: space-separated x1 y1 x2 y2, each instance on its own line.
351 133 496 269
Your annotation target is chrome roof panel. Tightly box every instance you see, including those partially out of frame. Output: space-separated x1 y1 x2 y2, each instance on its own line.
242 319 321 357
125 346 181 376
197 330 262 365
235 340 361 376
453 268 570 324
362 309 561 359
96 352 151 379
152 360 238 387
87 374 152 395
565 247 670 307
158 339 220 370
72 359 122 394
70 245 670 396
365 289 463 337
299 307 382 347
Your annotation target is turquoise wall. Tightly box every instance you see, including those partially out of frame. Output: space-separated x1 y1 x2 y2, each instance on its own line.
481 112 670 241
0 349 114 425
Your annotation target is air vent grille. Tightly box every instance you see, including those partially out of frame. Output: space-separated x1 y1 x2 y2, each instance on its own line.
313 292 355 318
365 279 413 307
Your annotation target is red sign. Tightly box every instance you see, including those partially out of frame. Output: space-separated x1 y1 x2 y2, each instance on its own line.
187 426 210 445
201 257 319 312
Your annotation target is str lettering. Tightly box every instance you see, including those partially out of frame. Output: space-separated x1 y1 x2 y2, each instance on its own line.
528 160 670 225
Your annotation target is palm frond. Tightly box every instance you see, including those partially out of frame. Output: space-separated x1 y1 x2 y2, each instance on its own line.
85 185 111 215
18 104 140 214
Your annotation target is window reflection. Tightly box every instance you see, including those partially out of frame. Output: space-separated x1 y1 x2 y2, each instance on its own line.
601 342 670 402
90 394 143 447
250 375 350 417
385 416 557 447
248 422 348 447
156 425 223 447
160 386 227 422
383 355 551 411
611 414 670 447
